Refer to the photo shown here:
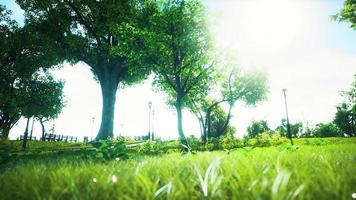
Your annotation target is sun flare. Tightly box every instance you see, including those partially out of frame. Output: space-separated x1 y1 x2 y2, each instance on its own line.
215 0 313 51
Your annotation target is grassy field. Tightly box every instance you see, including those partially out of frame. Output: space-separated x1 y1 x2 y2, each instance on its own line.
0 138 356 200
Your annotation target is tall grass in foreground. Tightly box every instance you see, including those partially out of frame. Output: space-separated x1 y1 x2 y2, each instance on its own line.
0 144 355 200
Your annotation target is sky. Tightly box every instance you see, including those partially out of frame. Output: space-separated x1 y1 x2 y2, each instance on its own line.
2 0 356 140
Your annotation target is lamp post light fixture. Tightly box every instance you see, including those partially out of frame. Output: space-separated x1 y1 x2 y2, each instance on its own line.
22 80 37 150
282 89 294 145
148 101 152 140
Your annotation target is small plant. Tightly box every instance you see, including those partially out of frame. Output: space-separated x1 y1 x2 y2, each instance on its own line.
85 140 128 160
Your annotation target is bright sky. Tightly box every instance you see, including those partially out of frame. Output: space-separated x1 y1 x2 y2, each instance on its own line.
3 0 356 140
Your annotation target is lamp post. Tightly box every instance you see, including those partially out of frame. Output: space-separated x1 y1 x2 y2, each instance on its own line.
282 89 294 145
148 101 152 140
120 123 123 137
92 117 95 136
22 80 36 150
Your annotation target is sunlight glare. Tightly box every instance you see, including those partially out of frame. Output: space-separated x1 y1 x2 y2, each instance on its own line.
215 0 312 52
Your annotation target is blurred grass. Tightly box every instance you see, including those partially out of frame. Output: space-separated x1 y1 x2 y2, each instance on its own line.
0 138 356 200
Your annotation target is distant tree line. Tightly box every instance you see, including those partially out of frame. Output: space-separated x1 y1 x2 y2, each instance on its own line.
246 75 355 138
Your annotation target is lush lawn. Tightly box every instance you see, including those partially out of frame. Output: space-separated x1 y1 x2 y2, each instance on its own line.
0 138 356 200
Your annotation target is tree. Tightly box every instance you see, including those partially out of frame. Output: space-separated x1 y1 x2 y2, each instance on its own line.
17 0 158 140
27 74 65 140
150 0 214 145
188 67 269 143
312 123 342 138
334 0 356 30
190 99 235 139
333 74 356 137
276 119 303 138
0 5 61 139
247 120 270 138
219 69 268 137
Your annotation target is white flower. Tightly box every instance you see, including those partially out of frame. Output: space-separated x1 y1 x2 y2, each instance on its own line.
111 175 117 183
352 193 356 199
115 157 121 161
92 178 97 183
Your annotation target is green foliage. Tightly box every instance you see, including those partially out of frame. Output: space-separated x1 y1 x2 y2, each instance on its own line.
17 0 160 139
333 74 356 136
0 139 20 163
218 134 242 150
149 0 214 143
312 122 343 138
0 5 66 139
28 74 65 120
276 119 303 138
222 69 269 107
86 140 128 161
207 101 235 138
334 0 356 30
247 120 270 138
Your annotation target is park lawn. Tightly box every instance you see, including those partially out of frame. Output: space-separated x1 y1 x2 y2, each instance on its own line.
1 138 356 200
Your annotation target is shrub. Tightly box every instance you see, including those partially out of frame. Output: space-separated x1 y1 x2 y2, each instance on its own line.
256 132 271 147
85 140 128 160
0 139 20 163
270 132 288 146
219 134 242 150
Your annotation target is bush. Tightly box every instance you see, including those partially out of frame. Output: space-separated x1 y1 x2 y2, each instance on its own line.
219 134 243 150
85 140 128 160
270 132 288 146
256 132 271 147
0 139 20 163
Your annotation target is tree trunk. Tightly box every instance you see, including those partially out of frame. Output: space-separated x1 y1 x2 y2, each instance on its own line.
175 96 188 148
29 117 35 140
40 118 46 141
96 73 119 140
0 114 19 139
219 104 233 136
206 109 212 141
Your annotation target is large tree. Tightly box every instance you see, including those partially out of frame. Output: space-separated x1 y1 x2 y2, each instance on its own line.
0 5 61 139
17 0 157 140
150 0 214 145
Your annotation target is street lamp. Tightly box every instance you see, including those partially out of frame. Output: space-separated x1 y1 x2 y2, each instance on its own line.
22 80 37 150
282 89 294 145
92 117 95 136
148 101 152 140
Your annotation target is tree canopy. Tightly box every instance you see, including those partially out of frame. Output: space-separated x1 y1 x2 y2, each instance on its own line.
333 74 356 137
247 120 270 138
149 0 214 145
0 5 64 139
17 0 159 140
334 0 356 30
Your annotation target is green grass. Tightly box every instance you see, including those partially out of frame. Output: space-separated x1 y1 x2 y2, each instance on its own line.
1 138 356 199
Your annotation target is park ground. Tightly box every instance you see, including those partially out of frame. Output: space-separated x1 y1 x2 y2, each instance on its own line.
0 137 356 200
